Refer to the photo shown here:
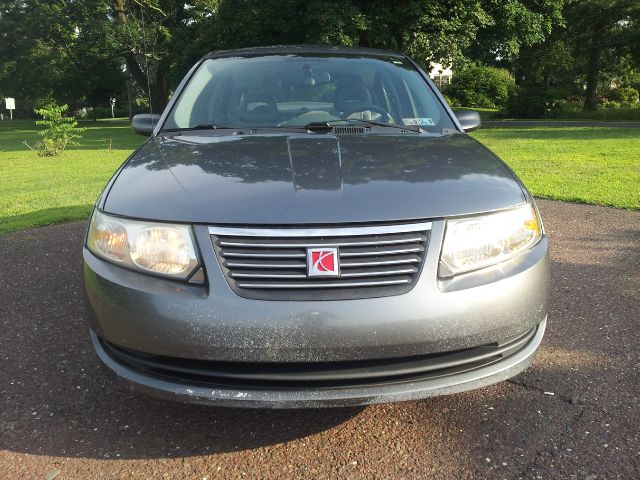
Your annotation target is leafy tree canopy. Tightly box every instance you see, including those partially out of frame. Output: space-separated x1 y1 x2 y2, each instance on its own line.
7 0 635 115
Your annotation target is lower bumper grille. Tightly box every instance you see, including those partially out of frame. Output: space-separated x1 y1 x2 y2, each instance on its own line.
100 327 537 390
209 222 431 300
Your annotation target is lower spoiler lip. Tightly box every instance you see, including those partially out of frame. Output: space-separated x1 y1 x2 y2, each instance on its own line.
90 317 546 409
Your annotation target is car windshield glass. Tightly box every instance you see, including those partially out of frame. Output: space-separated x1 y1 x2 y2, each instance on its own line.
162 54 455 133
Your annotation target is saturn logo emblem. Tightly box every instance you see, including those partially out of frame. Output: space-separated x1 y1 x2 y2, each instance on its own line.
307 248 339 277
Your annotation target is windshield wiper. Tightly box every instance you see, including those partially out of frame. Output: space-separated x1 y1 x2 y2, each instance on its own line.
303 122 333 133
345 119 423 133
160 123 230 133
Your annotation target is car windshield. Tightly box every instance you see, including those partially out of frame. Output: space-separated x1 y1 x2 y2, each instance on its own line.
162 54 455 133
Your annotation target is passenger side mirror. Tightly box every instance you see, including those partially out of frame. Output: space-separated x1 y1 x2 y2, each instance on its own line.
132 113 161 136
454 110 481 132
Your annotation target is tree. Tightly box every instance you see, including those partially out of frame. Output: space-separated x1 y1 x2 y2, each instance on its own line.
0 0 569 115
465 0 565 67
564 0 640 110
210 0 564 69
0 1 70 115
0 0 124 117
111 0 218 113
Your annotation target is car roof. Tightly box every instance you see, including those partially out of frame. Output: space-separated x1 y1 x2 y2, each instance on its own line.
204 44 405 60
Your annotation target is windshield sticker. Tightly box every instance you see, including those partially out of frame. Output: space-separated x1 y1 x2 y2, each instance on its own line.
402 117 435 126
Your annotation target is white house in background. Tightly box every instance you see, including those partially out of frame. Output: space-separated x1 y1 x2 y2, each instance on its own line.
429 63 453 88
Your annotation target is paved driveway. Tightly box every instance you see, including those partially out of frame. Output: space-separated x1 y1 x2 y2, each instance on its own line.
1 200 638 479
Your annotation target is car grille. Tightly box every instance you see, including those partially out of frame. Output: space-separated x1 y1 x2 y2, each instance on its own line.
100 326 538 389
209 222 431 300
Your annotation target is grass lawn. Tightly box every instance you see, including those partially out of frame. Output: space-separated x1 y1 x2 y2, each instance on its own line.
471 127 639 210
0 119 141 233
0 120 638 234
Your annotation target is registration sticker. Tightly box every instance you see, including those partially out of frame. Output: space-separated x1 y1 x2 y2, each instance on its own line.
402 117 435 126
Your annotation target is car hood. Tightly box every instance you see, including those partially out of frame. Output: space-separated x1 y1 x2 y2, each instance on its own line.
103 132 525 224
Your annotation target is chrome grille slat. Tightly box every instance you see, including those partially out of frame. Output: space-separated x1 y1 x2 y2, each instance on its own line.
223 250 306 258
231 272 308 279
210 223 431 237
225 261 307 269
339 245 424 257
340 267 418 278
340 255 421 268
236 278 412 289
219 235 427 249
211 222 431 300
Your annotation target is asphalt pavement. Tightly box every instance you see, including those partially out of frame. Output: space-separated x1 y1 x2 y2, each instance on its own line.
1 199 638 479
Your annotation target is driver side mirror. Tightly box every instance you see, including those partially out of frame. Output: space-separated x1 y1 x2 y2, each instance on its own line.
454 110 481 132
132 113 161 136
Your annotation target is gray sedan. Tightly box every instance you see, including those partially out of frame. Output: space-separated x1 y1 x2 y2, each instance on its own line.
83 45 549 408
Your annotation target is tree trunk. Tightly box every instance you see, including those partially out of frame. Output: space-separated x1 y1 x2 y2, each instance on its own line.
583 35 602 111
149 78 168 114
112 0 169 113
126 78 133 121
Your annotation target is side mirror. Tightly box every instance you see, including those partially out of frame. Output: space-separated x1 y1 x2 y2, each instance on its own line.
132 113 161 136
454 110 481 132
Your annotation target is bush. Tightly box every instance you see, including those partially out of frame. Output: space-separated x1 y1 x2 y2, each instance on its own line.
507 89 640 120
33 103 84 156
92 106 113 119
441 94 455 106
608 86 639 106
547 106 640 121
506 87 571 118
447 65 516 109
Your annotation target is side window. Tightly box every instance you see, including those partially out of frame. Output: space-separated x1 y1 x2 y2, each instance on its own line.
172 67 213 127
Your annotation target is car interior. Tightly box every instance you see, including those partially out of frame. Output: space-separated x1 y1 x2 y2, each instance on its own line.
168 56 445 131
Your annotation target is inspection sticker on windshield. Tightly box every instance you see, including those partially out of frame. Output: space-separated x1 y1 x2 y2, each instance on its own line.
402 117 435 126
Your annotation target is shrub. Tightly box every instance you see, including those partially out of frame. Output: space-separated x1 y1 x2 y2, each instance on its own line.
441 94 454 106
547 106 640 121
92 106 112 119
447 65 516 109
34 103 84 156
506 87 569 118
608 86 639 106
510 90 640 120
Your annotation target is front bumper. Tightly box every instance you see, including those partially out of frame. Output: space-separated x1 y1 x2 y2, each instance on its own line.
84 220 549 407
91 318 545 408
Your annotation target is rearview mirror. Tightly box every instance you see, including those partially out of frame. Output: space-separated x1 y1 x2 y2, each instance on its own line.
286 69 332 87
454 110 481 132
132 113 161 136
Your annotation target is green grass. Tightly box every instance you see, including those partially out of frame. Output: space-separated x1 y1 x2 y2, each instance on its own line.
0 121 638 234
545 107 640 121
471 127 640 210
0 119 142 233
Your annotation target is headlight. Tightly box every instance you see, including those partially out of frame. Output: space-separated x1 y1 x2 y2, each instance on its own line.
87 210 200 280
439 204 542 277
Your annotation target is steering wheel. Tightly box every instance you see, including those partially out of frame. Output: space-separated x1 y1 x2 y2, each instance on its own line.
340 104 394 123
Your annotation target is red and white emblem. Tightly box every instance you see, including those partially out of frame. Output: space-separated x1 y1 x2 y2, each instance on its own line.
307 248 339 277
